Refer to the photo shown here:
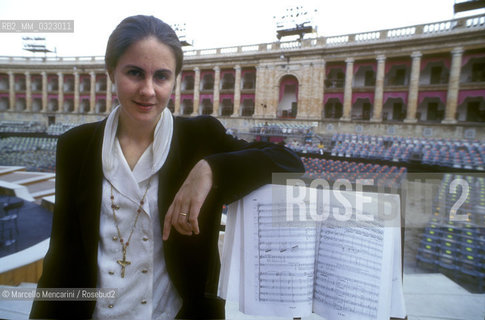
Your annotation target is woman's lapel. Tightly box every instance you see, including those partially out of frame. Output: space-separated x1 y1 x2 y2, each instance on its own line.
75 120 106 262
157 116 183 225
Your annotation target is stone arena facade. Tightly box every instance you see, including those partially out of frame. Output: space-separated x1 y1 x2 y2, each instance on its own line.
0 14 484 139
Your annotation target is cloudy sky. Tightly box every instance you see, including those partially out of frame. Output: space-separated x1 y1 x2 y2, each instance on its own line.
0 0 479 57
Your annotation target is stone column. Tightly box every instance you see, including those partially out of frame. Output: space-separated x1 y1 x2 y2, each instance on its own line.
192 67 200 116
106 72 112 113
90 72 96 113
318 60 326 119
8 72 15 111
304 60 326 120
405 51 422 123
41 72 47 112
174 73 182 115
25 72 32 111
442 47 463 124
269 66 278 118
232 65 241 117
57 72 64 113
73 71 80 113
297 64 311 119
254 65 265 117
372 55 386 122
341 58 354 121
212 66 220 116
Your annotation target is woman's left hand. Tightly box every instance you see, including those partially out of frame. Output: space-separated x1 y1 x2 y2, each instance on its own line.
163 159 213 240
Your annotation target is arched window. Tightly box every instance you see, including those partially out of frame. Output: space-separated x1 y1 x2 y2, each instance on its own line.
15 98 26 111
241 98 254 117
0 74 8 90
325 68 345 88
48 98 58 112
221 98 233 116
242 72 255 89
96 75 107 91
221 73 235 90
277 75 298 119
32 98 42 112
201 98 212 115
421 61 449 85
31 76 42 91
15 75 26 91
324 98 343 119
352 98 372 120
417 97 445 122
457 97 485 122
382 98 406 121
461 56 485 83
182 74 194 91
80 77 90 92
354 65 376 87
201 74 214 91
182 99 193 115
48 75 58 91
63 76 74 92
96 98 106 113
0 97 8 111
386 65 409 86
80 99 90 113
64 99 74 112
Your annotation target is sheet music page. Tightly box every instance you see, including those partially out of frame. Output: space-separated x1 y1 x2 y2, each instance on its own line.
390 222 406 319
241 184 317 318
218 201 242 302
313 190 399 320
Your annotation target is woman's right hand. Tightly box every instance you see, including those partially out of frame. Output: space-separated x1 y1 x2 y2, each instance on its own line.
162 159 213 240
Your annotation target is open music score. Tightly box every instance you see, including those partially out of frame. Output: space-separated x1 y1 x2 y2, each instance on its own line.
256 203 316 305
218 184 407 320
313 220 387 320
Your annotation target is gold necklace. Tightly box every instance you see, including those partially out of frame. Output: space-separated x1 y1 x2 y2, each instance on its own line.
109 178 151 278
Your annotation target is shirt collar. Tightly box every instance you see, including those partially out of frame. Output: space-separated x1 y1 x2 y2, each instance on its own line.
101 105 174 196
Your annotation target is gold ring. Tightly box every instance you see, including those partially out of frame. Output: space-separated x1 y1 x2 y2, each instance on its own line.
179 212 188 216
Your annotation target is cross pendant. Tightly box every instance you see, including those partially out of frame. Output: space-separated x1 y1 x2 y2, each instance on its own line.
117 247 131 278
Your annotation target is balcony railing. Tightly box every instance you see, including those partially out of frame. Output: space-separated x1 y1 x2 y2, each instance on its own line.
0 13 484 64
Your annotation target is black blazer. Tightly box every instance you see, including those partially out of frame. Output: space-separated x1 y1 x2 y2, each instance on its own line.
30 115 304 319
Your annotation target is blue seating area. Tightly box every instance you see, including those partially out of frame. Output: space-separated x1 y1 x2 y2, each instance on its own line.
0 137 57 172
46 123 78 136
416 173 485 292
323 133 485 170
331 140 388 159
0 120 78 136
250 122 314 136
301 157 407 188
0 121 46 133
285 141 324 155
421 141 485 170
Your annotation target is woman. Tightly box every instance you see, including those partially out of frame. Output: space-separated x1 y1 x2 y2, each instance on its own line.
30 15 304 320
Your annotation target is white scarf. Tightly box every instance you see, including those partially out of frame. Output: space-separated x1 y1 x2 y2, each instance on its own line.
102 105 174 180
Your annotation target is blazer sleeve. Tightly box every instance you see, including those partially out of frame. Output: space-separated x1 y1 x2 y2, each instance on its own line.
199 116 305 204
30 130 95 319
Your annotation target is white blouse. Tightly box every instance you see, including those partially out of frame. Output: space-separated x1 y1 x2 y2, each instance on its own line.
93 106 181 320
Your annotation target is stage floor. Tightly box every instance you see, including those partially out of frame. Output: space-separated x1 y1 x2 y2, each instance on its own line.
0 195 52 259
